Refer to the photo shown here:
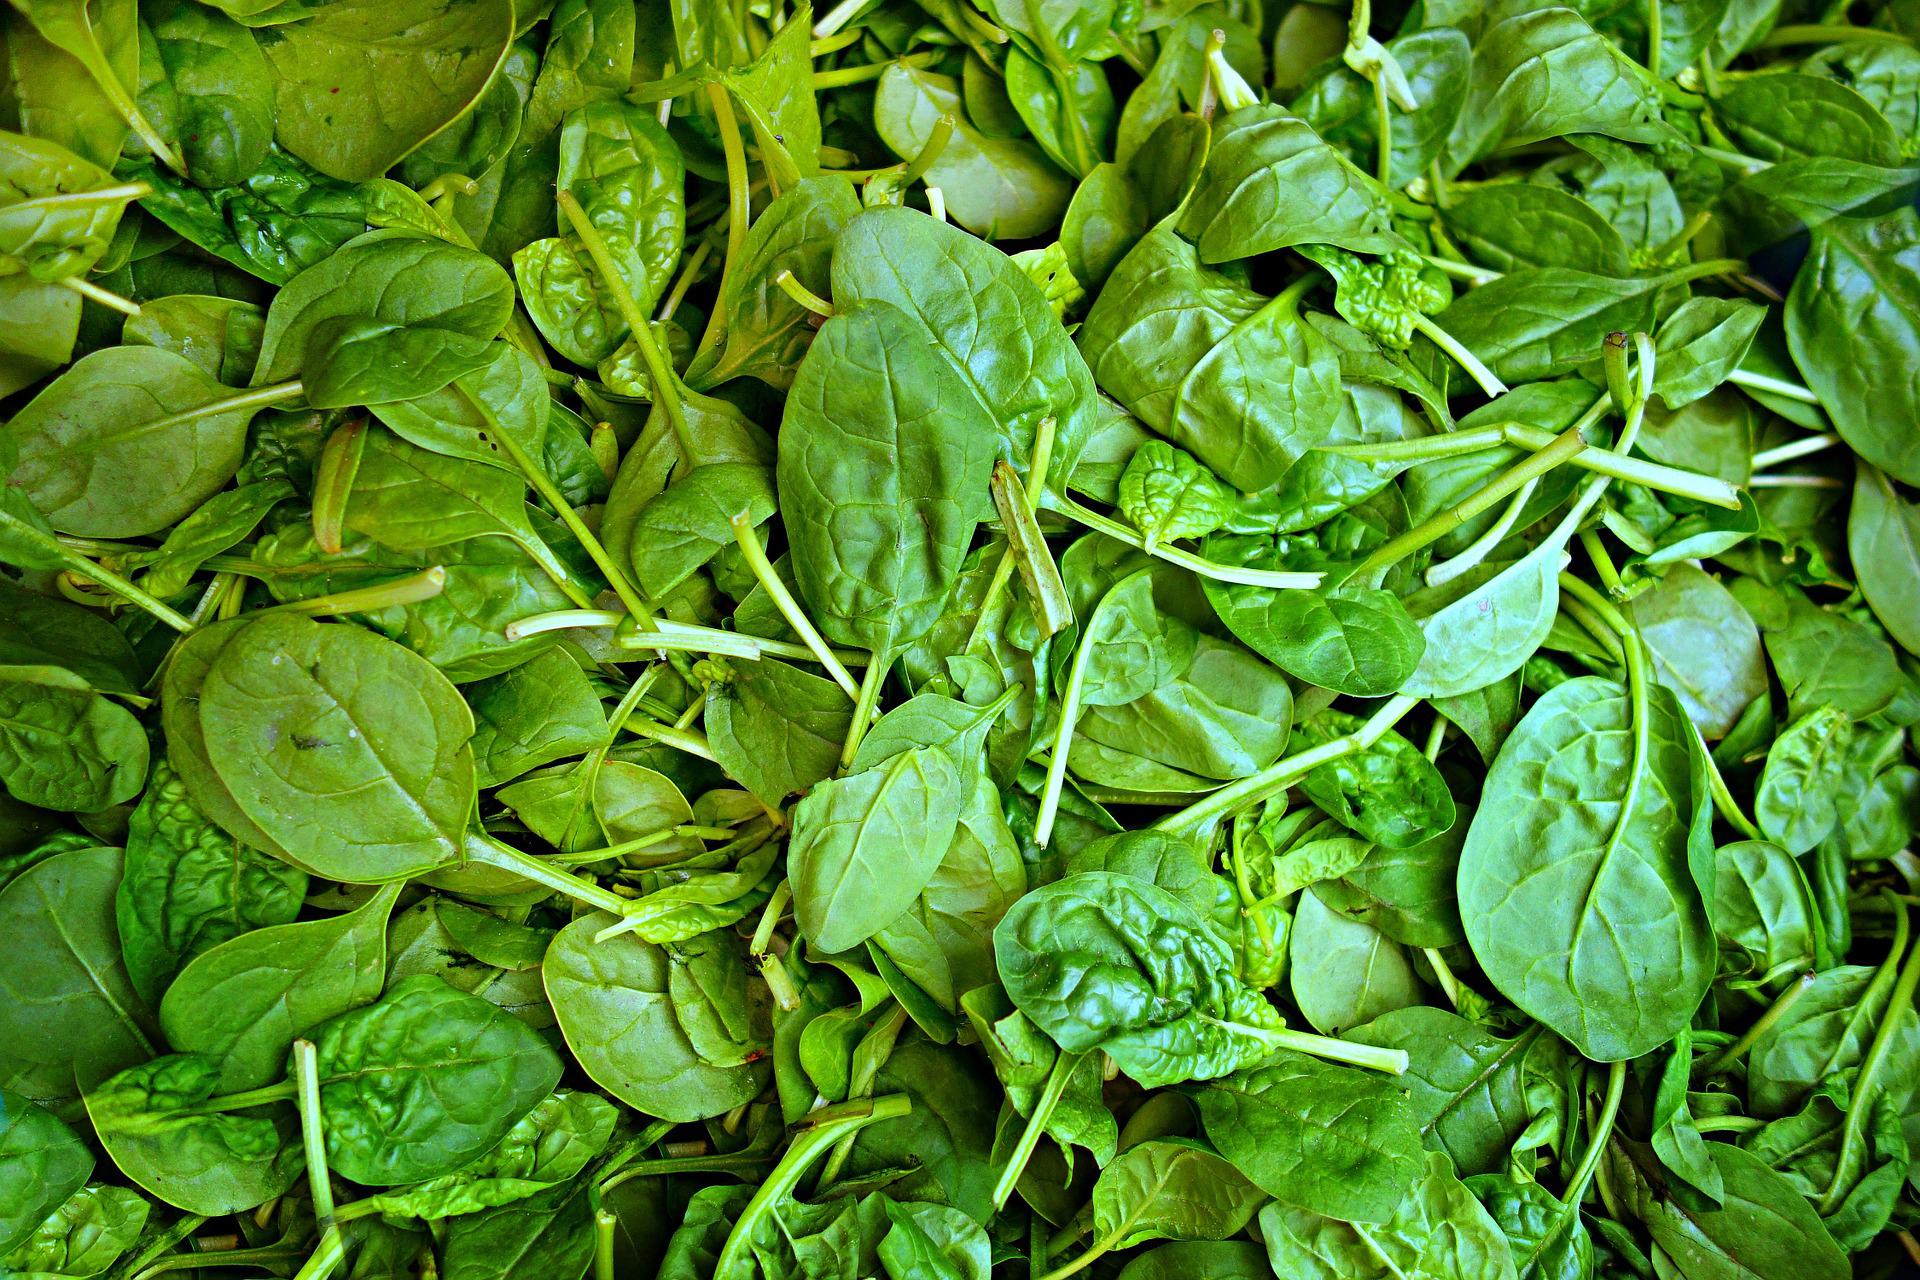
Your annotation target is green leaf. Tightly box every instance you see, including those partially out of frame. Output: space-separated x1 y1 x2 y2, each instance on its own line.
1259 1150 1517 1279
996 872 1289 1087
1179 105 1402 261
0 1091 94 1256
6 346 261 537
314 974 561 1186
158 883 397 1091
1459 676 1714 1061
776 300 996 656
1786 211 1920 486
706 657 852 808
789 744 968 954
872 64 1072 240
1194 1052 1426 1224
0 846 156 1103
86 1052 299 1216
196 613 475 881
544 912 769 1122
257 0 515 182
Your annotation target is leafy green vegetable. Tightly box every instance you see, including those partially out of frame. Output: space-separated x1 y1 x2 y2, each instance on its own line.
2 7 1916 1276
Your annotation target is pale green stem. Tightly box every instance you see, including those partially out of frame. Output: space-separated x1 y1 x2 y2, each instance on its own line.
460 379 658 627
463 832 638 916
774 268 834 317
593 1210 618 1280
58 551 196 632
1699 970 1817 1076
1047 492 1322 588
696 84 753 359
263 566 447 618
288 1230 345 1280
1761 22 1916 46
556 190 694 460
1423 254 1501 284
1728 368 1820 404
292 1041 334 1232
1410 313 1506 397
713 1097 912 1276
58 274 140 315
546 824 734 866
839 654 889 768
1500 424 1742 508
810 29 862 55
729 510 859 697
1355 424 1590 584
1160 694 1421 838
993 1053 1083 1210
1690 720 1763 841
1206 33 1258 110
1424 947 1466 1010
1824 907 1920 1211
812 50 937 88
812 0 873 38
1267 1027 1408 1073
1034 579 1112 847
991 460 1073 638
623 716 716 761
1751 432 1841 470
1562 1059 1626 1207
1426 479 1535 587
1319 425 1510 461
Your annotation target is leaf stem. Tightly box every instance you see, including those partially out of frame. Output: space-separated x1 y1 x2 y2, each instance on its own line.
1760 22 1916 47
1501 424 1741 508
622 715 717 761
593 1210 618 1280
1823 902 1920 1210
1728 368 1821 405
1046 492 1322 588
1689 719 1763 841
1698 970 1817 1076
812 50 938 88
729 510 859 697
1035 572 1120 847
696 83 753 359
1557 1059 1625 1219
1160 694 1421 838
1750 432 1840 470
459 377 659 628
58 274 140 315
56 547 196 633
1318 424 1510 461
555 190 695 461
1410 313 1506 397
1205 29 1258 111
992 1051 1083 1211
264 566 447 618
773 268 834 317
1354 424 1590 584
291 1041 335 1233
991 460 1073 638
463 832 639 916
839 654 889 768
288 1229 345 1280
885 113 954 191
1267 1027 1409 1073
713 1096 912 1276
1425 479 1535 587
812 0 874 38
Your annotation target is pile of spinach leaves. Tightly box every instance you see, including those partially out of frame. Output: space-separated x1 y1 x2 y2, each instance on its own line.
3 0 1920 1277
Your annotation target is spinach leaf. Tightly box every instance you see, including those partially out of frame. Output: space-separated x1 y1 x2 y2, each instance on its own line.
1459 676 1714 1061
